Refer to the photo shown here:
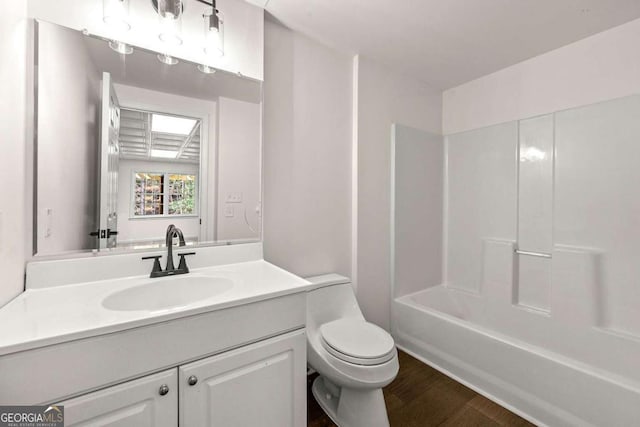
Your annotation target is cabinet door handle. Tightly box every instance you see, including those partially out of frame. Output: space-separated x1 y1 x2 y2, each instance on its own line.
159 384 170 396
187 375 198 386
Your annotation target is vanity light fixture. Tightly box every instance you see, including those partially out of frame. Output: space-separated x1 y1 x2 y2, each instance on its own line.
197 64 217 74
153 0 184 45
104 0 228 61
103 0 131 32
157 53 179 65
108 40 134 55
203 1 224 57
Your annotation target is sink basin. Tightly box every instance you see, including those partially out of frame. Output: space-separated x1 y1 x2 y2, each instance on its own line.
102 275 234 312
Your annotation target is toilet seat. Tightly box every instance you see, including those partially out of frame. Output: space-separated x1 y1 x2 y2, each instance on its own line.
320 319 396 366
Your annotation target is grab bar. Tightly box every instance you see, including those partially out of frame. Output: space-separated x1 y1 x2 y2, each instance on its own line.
514 249 552 259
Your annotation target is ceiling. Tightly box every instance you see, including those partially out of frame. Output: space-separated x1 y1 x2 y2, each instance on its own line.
119 109 201 163
252 0 640 89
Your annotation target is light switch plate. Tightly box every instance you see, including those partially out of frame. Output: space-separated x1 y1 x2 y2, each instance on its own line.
224 205 235 217
226 192 243 203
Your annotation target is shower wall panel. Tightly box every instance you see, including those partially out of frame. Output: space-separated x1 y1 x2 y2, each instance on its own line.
516 114 554 311
555 95 640 338
391 124 443 298
446 122 518 293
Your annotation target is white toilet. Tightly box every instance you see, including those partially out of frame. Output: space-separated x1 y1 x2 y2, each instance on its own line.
306 274 399 427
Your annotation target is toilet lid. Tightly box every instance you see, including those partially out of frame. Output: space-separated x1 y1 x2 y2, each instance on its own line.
320 319 395 364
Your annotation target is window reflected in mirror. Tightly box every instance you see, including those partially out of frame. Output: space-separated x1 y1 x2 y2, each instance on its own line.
133 173 197 218
134 173 165 217
168 174 197 216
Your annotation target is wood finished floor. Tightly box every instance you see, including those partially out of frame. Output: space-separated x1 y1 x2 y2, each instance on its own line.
308 350 535 427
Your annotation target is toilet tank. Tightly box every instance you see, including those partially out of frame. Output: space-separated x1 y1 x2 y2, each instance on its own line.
305 274 365 328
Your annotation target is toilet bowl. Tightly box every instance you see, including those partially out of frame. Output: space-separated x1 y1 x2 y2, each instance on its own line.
306 274 399 427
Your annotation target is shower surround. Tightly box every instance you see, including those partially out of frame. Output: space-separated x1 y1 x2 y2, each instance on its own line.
390 96 640 426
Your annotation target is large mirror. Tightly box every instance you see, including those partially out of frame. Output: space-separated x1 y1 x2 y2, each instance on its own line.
34 20 262 256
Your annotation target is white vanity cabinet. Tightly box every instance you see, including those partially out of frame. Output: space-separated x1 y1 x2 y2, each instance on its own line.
180 330 306 427
0 252 313 426
59 369 178 427
56 330 305 427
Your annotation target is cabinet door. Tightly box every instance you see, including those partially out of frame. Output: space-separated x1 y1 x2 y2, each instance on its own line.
58 369 178 427
180 330 306 427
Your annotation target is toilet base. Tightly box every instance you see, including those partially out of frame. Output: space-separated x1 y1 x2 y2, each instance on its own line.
312 376 390 427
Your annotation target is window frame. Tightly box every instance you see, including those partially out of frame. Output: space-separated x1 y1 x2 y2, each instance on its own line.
130 170 199 219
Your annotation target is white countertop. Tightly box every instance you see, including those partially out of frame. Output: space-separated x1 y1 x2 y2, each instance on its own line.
0 260 314 356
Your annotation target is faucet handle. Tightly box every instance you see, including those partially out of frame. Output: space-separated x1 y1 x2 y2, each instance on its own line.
142 255 163 277
177 252 196 273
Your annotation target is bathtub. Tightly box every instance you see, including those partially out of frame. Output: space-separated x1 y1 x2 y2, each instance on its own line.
392 284 640 427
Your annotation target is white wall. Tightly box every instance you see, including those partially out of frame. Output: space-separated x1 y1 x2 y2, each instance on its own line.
355 56 442 330
262 19 352 278
0 2 28 307
262 24 444 332
216 97 261 242
27 0 264 80
37 21 101 255
116 159 200 244
443 17 640 134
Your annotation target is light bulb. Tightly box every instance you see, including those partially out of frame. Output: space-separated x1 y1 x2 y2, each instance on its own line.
159 16 183 45
203 7 224 57
158 0 183 46
103 0 131 32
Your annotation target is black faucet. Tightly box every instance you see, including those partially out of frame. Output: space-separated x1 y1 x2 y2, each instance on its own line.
165 224 186 271
142 225 195 278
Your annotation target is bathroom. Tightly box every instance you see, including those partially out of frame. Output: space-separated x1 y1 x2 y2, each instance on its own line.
1 0 639 426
